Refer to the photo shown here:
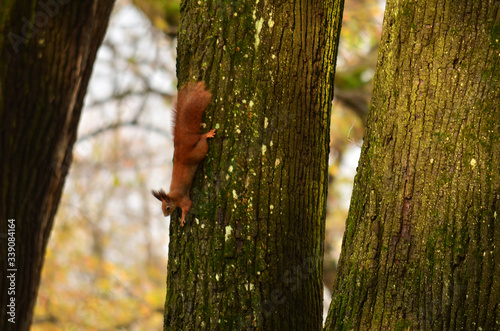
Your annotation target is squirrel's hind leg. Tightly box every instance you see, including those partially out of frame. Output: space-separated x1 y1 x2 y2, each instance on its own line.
204 129 216 139
188 129 216 163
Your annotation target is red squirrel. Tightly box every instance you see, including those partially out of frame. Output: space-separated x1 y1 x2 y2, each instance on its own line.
152 82 216 226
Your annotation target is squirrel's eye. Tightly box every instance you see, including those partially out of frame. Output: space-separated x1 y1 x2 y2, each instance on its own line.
167 207 170 210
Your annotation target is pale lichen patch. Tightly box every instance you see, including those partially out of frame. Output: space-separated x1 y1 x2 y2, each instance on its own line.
268 17 274 28
254 18 264 49
225 225 233 241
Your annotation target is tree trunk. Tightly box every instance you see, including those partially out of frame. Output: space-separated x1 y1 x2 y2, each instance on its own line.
0 1 115 330
325 0 500 329
164 0 344 329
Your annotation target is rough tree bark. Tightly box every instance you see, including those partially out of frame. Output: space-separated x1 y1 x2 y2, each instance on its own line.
163 0 344 329
325 0 499 330
0 1 115 330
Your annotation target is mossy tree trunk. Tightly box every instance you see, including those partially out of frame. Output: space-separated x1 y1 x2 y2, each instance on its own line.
325 0 500 329
0 1 115 330
164 0 344 329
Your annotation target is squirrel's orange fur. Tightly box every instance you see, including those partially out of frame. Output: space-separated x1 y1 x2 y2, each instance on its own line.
152 82 216 226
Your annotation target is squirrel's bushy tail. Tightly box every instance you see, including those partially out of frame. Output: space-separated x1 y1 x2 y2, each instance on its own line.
173 82 212 145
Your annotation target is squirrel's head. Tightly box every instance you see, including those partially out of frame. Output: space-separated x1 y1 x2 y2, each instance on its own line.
152 189 176 217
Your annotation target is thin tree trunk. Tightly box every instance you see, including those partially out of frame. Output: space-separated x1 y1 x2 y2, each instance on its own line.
0 1 115 330
325 0 500 329
164 0 344 329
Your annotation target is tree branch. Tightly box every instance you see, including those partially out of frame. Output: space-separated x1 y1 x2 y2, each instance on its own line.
78 121 169 141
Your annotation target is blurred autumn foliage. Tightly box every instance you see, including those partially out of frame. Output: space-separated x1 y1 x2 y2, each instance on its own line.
325 0 383 290
32 0 384 329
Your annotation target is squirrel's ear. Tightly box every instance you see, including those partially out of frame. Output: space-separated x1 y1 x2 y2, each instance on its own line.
152 189 167 201
151 190 161 201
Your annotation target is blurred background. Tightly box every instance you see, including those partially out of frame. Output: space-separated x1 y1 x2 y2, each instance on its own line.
32 0 384 329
